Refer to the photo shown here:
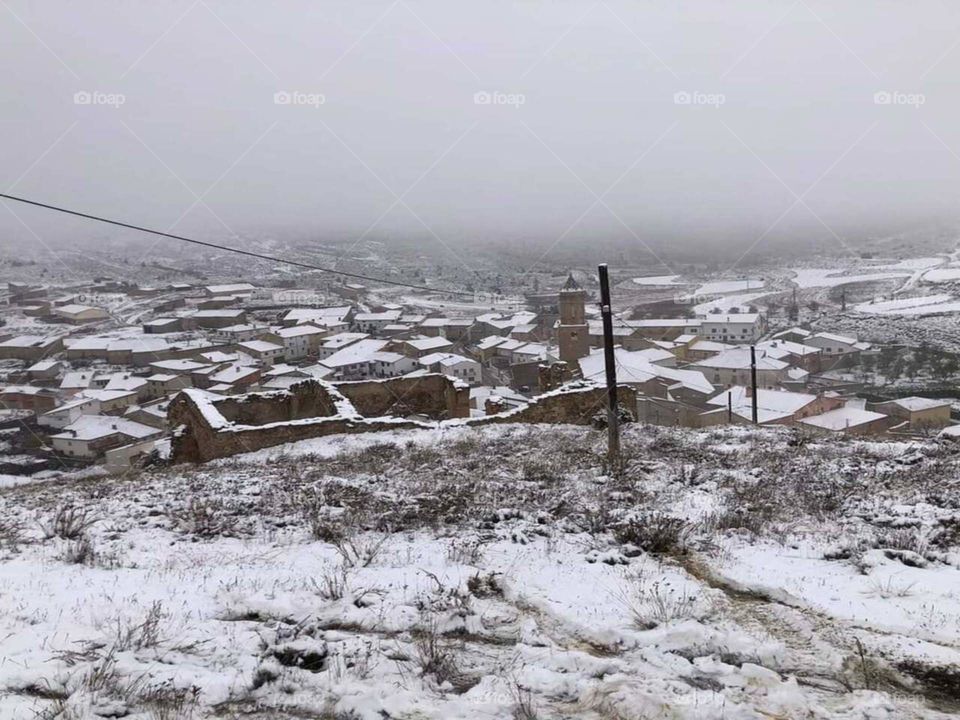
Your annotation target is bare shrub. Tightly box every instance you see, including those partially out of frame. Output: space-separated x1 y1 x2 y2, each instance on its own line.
619 573 700 630
412 616 462 687
172 496 238 538
466 572 502 599
612 512 690 555
62 535 96 565
0 516 24 552
138 680 201 720
41 504 98 540
867 577 916 599
312 565 349 601
109 601 166 651
333 532 388 569
510 676 540 720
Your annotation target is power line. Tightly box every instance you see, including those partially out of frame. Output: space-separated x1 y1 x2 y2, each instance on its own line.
0 192 477 297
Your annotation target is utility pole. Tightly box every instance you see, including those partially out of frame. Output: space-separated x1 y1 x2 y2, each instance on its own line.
750 345 759 424
727 389 733 423
598 264 620 469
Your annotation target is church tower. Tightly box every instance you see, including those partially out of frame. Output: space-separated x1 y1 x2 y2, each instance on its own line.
557 273 589 366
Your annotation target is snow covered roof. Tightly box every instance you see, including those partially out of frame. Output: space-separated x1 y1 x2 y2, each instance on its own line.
708 386 817 416
321 332 369 349
579 348 713 395
275 325 326 338
52 415 159 441
237 340 283 353
406 336 453 351
354 310 402 321
700 313 760 324
283 306 352 323
210 364 260 384
799 407 887 431
419 352 474 367
809 331 858 345
205 283 255 295
150 359 208 372
689 348 788 371
886 396 951 412
320 339 389 368
60 372 93 389
756 339 821 356
476 336 508 350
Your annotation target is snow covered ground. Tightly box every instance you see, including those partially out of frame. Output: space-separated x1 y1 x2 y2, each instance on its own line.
693 280 765 296
1 424 959 719
791 268 911 289
853 294 960 317
632 275 685 287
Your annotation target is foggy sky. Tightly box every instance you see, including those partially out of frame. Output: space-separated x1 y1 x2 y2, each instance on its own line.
3 1 960 264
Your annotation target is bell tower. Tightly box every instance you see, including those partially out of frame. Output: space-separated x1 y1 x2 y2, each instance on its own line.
557 273 589 365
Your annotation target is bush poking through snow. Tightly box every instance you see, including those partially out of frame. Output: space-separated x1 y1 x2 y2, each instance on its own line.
613 512 690 555
618 570 701 630
312 564 349 601
412 614 467 690
171 496 238 538
62 534 96 565
333 531 388 569
509 676 540 720
41 504 98 540
108 601 167 651
0 516 24 552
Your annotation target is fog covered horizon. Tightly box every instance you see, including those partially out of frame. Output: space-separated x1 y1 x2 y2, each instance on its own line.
3 1 960 264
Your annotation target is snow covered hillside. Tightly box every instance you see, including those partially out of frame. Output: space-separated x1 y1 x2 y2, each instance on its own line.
2 423 960 719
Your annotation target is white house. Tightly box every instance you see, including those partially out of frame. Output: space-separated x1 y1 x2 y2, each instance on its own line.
698 313 763 343
51 415 162 459
353 310 403 333
418 352 481 384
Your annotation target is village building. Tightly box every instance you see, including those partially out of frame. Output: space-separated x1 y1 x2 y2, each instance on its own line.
269 325 328 359
353 310 403 333
51 415 162 459
319 338 390 380
203 283 256 298
401 336 454 359
0 335 63 361
706 386 844 425
38 396 101 429
687 348 791 390
557 274 590 365
418 352 481 384
798 406 891 435
698 313 764 343
53 304 110 324
871 396 952 432
236 340 285 366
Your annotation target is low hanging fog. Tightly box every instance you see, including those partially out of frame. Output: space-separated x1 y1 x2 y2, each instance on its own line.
3 1 960 264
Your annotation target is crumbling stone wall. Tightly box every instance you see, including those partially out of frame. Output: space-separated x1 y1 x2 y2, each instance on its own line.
483 384 637 426
212 381 340 426
336 374 470 420
169 375 470 463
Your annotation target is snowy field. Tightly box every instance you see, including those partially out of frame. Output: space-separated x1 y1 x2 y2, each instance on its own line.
1 424 959 719
632 275 685 287
693 280 765 296
853 294 960 317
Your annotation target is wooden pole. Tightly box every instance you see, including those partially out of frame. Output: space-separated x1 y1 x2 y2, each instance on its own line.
750 345 759 425
727 389 732 423
598 264 620 468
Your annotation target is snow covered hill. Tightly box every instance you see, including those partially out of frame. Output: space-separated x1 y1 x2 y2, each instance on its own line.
1 423 959 719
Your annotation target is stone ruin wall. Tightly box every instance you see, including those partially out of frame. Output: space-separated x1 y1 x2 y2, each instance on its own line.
169 375 635 464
